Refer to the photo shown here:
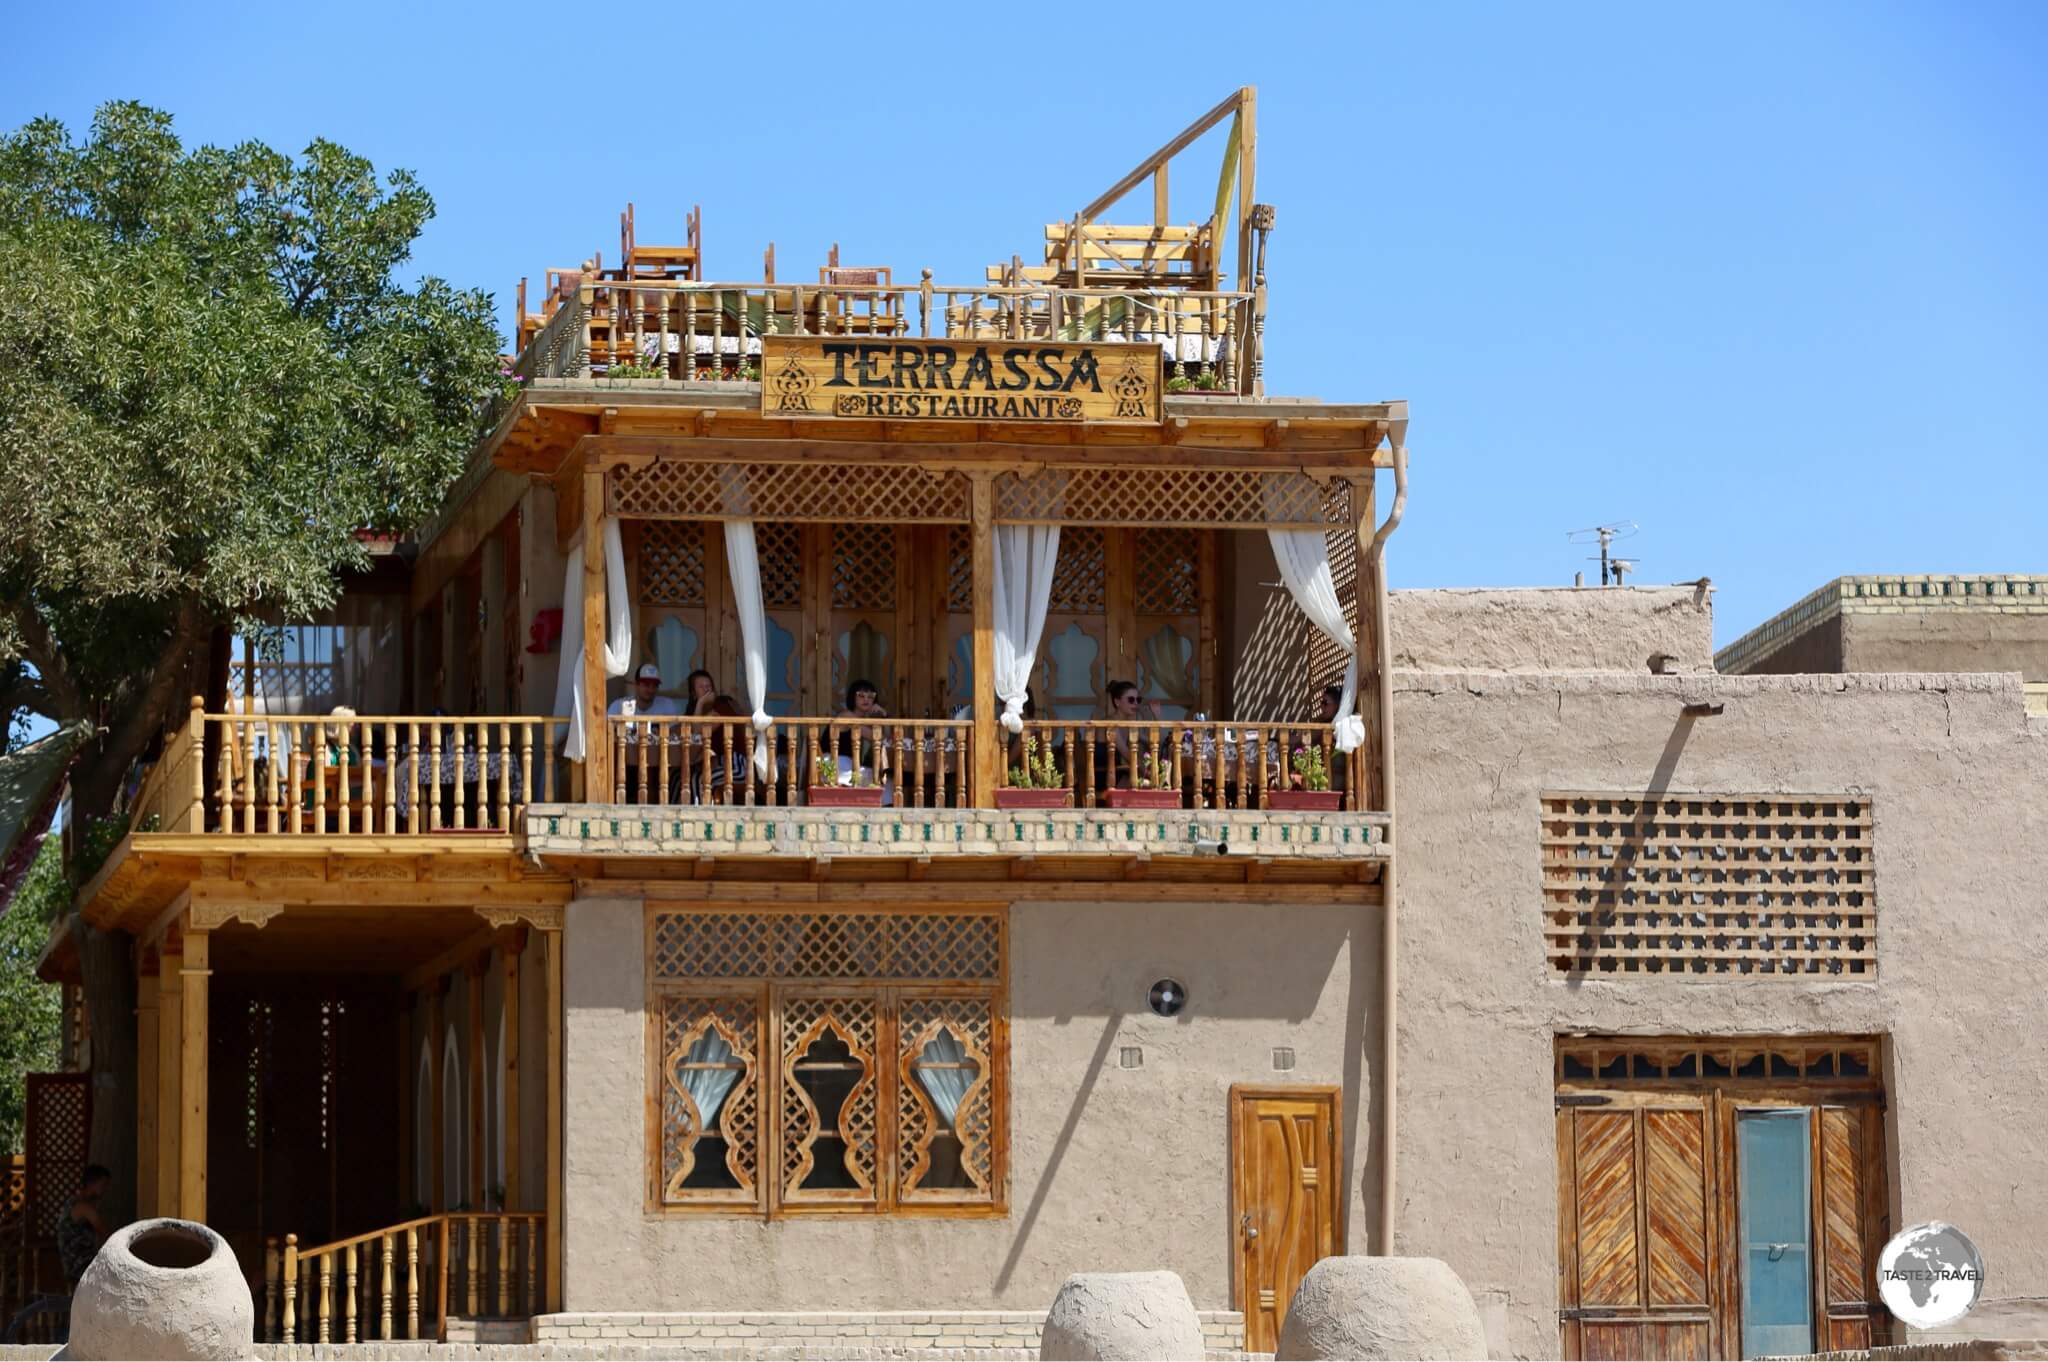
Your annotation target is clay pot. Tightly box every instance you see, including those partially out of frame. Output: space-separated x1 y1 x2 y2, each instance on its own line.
60 1218 253 1361
1040 1270 1205 1361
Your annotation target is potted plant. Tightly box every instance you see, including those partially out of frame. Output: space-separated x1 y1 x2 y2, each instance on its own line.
1268 743 1343 812
996 737 1073 810
808 754 885 808
1105 747 1180 809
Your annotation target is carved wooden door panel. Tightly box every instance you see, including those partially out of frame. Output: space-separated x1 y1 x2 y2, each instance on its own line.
1231 1085 1339 1354
1557 1100 1716 1360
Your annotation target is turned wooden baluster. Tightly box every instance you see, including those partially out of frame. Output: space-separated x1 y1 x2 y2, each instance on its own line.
654 717 669 807
335 721 351 836
496 1218 510 1316
378 1232 394 1340
317 1251 333 1343
465 1215 479 1316
405 1225 420 1339
425 722 443 831
343 1244 357 1342
519 720 535 814
280 1235 298 1342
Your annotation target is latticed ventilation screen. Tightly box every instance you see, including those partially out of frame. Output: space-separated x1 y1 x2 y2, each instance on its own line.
832 524 897 610
24 1073 90 1238
1135 528 1200 615
756 523 803 610
1051 527 1107 614
610 461 969 523
995 468 1349 528
945 527 971 612
1542 794 1876 977
638 521 706 606
1555 1037 1881 1085
653 911 1002 982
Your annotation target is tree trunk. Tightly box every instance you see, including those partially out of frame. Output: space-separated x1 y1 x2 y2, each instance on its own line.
77 920 137 1227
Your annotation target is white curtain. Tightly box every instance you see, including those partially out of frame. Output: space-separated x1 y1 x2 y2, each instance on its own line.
723 521 775 776
552 518 633 761
1268 529 1365 753
678 1030 740 1131
992 525 1061 733
913 1029 976 1127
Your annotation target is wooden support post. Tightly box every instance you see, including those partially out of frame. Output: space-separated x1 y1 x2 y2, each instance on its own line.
1234 86 1258 293
502 932 524 1211
1349 475 1382 812
136 961 159 1218
1152 165 1169 226
581 463 612 802
543 926 563 1312
429 983 446 1212
968 473 998 808
467 955 486 1210
157 942 182 1217
179 928 210 1222
396 1004 412 1215
1198 530 1220 721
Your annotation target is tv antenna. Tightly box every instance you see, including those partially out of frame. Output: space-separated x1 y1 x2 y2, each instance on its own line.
1568 521 1639 586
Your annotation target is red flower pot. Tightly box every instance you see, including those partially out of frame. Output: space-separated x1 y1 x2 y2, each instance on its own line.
1266 789 1343 812
995 788 1074 810
808 785 886 809
1104 787 1182 810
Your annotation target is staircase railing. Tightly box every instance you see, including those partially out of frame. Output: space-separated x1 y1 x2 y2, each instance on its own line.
264 1211 545 1343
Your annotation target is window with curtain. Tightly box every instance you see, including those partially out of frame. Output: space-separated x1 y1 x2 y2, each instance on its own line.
650 910 1005 1216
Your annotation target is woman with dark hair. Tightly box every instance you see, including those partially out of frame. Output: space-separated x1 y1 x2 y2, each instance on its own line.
833 679 892 802
1103 679 1163 786
696 695 745 803
685 670 716 712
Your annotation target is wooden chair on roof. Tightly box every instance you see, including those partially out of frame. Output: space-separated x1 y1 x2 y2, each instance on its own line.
621 203 702 281
814 244 906 336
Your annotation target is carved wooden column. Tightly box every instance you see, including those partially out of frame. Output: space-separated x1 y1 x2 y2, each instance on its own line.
179 926 210 1222
1349 474 1383 812
968 472 999 808
467 954 486 1211
135 956 159 1217
157 938 182 1217
501 930 525 1212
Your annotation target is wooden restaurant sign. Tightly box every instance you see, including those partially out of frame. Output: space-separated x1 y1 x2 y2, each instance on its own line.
762 336 1162 424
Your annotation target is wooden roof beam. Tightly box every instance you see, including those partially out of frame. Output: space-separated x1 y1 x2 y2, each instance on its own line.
1081 88 1252 225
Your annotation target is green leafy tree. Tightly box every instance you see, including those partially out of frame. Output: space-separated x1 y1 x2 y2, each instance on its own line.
0 840 65 1155
0 102 502 1214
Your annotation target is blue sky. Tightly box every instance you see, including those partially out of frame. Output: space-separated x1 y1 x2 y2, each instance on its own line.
6 1 2043 646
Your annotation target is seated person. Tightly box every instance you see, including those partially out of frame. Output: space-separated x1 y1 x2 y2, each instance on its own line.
1101 680 1165 788
692 695 748 803
609 663 680 801
685 669 716 713
58 1164 111 1289
833 679 893 802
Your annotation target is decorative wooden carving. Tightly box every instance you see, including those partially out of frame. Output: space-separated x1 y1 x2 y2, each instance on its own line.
188 901 284 932
657 995 758 1204
474 905 565 932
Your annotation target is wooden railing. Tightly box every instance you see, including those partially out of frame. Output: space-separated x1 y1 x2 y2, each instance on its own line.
520 278 1260 393
265 1212 544 1343
203 715 566 835
0 1231 61 1347
1004 719 1369 812
609 715 974 810
128 712 205 834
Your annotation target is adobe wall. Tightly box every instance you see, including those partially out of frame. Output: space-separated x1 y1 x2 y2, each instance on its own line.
561 896 1383 1314
1390 670 2048 1358
1843 608 2048 682
1389 584 1717 675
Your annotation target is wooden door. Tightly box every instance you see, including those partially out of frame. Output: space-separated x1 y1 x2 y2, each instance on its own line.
1557 1098 1717 1360
1231 1085 1340 1354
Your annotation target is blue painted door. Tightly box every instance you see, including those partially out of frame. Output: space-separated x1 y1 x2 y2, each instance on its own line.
1738 1109 1814 1358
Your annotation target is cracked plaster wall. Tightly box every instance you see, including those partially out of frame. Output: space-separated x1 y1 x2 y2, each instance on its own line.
1391 669 2048 1357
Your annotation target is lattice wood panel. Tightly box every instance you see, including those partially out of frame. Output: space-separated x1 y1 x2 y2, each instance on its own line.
995 468 1349 528
1051 527 1107 614
1308 486 1360 692
658 995 759 1205
945 527 971 612
610 461 969 523
758 522 803 609
780 996 878 1199
653 912 1002 982
638 521 706 606
1555 1036 1881 1084
897 997 995 1198
832 524 897 610
23 1072 90 1239
1542 794 1876 977
1135 528 1199 615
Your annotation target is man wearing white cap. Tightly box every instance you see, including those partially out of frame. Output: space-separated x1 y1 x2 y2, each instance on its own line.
609 662 680 801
